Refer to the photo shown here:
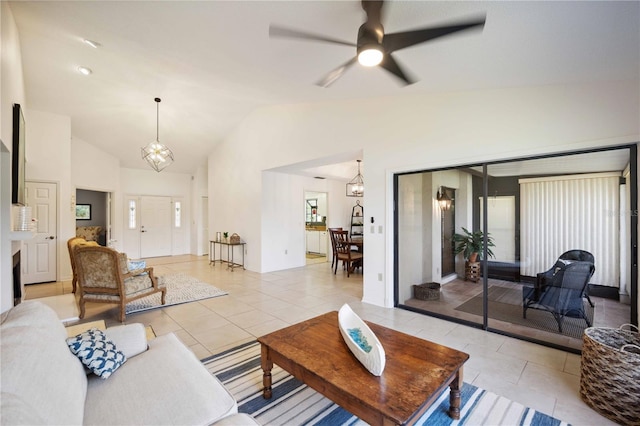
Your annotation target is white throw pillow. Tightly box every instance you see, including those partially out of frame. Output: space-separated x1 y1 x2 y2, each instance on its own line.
104 323 148 358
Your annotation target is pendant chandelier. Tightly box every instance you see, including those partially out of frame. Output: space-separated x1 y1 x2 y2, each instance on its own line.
346 160 364 197
141 97 174 172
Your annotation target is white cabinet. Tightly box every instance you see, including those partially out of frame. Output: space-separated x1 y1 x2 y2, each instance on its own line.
306 230 327 255
319 231 328 255
306 230 319 253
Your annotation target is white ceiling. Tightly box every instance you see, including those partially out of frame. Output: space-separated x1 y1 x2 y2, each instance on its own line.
9 1 640 175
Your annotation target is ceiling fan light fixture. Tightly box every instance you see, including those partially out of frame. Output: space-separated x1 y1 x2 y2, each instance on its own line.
357 47 383 67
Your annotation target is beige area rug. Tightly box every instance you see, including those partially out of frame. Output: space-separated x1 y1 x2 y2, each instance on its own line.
454 285 593 339
125 273 227 314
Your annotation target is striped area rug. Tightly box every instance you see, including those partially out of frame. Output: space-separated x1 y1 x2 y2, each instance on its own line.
202 341 570 426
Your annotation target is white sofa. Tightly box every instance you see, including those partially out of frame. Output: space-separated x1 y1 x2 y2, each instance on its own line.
0 301 258 425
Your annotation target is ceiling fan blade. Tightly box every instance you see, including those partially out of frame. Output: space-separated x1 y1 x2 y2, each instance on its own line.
379 53 414 85
383 17 485 53
269 25 356 47
316 57 358 88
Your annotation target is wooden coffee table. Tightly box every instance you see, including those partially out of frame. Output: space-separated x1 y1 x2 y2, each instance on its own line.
257 311 469 426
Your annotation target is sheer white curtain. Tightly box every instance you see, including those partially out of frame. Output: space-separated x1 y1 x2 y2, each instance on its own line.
519 172 620 287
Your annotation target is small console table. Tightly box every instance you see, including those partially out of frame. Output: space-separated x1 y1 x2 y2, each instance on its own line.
209 240 246 271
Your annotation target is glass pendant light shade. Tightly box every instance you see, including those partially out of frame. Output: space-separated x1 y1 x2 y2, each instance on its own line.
437 186 452 210
141 140 174 172
346 160 364 197
141 98 174 172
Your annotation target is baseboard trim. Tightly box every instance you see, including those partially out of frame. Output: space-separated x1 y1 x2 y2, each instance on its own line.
587 284 619 300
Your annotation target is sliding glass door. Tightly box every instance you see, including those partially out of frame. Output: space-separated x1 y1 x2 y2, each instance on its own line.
395 145 637 352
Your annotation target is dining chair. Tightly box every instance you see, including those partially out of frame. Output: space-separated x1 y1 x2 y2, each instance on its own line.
328 228 343 269
333 230 363 277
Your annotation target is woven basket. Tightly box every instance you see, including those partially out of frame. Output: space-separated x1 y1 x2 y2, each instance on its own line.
580 324 640 426
229 233 241 244
413 283 441 301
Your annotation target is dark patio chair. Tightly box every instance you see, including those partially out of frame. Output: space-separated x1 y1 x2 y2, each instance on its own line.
535 250 595 306
523 260 595 333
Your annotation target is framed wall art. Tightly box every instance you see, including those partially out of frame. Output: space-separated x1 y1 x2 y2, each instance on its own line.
75 204 91 220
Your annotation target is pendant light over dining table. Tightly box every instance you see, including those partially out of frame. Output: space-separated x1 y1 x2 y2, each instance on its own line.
141 97 174 172
346 160 364 197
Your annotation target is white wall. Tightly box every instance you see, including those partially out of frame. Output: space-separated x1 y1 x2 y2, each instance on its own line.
260 171 353 273
69 137 121 278
209 80 640 310
397 173 424 303
25 110 73 282
0 2 27 311
72 137 120 192
191 165 207 256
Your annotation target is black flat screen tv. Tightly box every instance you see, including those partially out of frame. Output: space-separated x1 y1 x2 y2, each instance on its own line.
12 104 25 205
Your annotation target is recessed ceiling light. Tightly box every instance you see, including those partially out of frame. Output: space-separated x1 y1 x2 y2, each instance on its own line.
77 66 92 76
83 39 101 48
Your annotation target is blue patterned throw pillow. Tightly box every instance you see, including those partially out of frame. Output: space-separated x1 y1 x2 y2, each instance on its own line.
66 328 126 379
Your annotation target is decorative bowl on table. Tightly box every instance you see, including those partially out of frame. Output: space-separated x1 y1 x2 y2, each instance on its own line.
338 304 386 376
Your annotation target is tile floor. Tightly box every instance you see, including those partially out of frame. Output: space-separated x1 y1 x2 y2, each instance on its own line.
24 255 616 425
404 277 630 351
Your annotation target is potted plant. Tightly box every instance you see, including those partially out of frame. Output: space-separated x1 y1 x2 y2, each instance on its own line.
452 227 495 263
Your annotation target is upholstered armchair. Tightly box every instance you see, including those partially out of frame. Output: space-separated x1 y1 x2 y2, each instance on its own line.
74 245 166 322
75 226 103 242
67 237 99 293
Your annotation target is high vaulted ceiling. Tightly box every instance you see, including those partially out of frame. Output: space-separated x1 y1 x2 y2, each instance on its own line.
9 1 640 175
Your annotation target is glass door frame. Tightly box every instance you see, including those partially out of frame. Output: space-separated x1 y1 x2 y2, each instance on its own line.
393 144 638 353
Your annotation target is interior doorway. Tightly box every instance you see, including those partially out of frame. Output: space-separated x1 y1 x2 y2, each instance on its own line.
305 191 328 265
76 188 109 246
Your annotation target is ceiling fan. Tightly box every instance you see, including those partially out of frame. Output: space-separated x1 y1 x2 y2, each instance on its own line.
269 0 485 87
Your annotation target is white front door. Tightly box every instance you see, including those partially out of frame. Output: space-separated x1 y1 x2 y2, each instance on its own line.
23 181 57 284
140 196 172 258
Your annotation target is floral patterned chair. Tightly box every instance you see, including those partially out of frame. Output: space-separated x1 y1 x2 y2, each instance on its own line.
74 245 166 322
75 226 103 242
67 237 99 293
